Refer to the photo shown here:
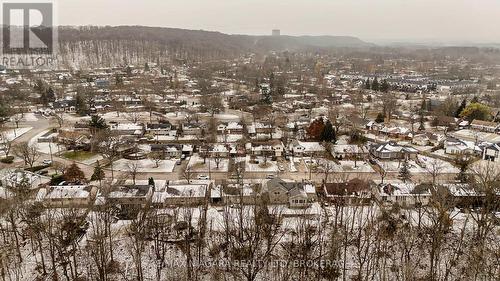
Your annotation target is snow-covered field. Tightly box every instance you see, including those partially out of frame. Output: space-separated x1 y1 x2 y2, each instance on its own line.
214 113 239 121
245 155 278 172
378 156 459 174
217 134 242 143
113 158 176 173
187 153 229 172
28 129 63 154
335 161 375 173
15 112 38 122
0 127 32 142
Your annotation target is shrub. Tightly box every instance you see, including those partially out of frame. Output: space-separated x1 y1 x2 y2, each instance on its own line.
0 156 14 164
25 164 50 173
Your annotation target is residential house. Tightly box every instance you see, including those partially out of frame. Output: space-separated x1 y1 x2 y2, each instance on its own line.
322 178 373 205
106 184 154 217
265 178 315 208
470 120 498 133
152 182 210 207
331 144 369 160
289 141 326 157
250 141 284 158
444 137 480 155
217 122 244 135
145 122 173 136
109 122 144 136
370 142 418 160
483 142 500 162
0 169 50 191
38 184 97 208
221 183 261 205
150 144 182 158
374 182 431 206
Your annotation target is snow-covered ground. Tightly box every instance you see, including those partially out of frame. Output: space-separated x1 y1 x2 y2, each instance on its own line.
214 113 239 121
289 158 298 172
80 154 104 165
113 158 176 173
217 134 243 143
378 156 459 174
187 153 229 172
0 127 33 142
28 129 64 155
335 161 375 173
13 112 38 122
245 155 278 172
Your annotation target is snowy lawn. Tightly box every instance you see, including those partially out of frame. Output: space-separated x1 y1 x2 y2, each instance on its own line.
187 153 229 172
335 161 375 173
112 158 176 173
245 155 278 172
377 156 459 174
27 129 65 155
0 127 32 142
217 134 243 143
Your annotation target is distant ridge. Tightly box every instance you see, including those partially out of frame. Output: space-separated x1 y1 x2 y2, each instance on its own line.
54 25 373 67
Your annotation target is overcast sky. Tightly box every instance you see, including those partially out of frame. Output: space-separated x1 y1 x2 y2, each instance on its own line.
57 0 500 43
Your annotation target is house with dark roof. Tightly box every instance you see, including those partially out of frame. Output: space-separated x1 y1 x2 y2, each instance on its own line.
322 178 373 205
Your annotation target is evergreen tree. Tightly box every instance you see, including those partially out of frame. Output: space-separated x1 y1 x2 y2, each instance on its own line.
88 115 108 133
144 63 150 72
320 120 336 143
419 113 425 131
455 98 467 117
148 177 155 187
46 87 55 103
398 158 412 183
380 79 390 92
115 74 123 86
91 160 105 185
262 88 273 104
375 112 385 123
371 77 380 91
365 79 371 89
75 90 89 116
64 162 86 183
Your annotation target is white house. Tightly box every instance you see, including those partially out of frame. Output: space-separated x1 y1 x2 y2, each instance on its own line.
483 143 500 162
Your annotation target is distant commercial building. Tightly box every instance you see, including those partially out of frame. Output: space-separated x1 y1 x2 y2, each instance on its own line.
272 29 281 36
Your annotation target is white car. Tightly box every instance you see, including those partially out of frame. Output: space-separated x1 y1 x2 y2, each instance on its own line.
42 159 53 165
197 175 209 180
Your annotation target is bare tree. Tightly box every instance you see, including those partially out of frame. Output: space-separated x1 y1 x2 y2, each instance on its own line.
423 157 446 186
127 162 141 185
13 141 40 168
183 166 193 183
0 131 12 157
149 151 163 168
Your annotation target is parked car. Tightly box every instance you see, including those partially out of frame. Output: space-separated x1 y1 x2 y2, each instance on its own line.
197 175 209 180
266 174 275 179
42 159 53 165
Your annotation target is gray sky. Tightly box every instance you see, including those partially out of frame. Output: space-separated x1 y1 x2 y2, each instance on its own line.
58 0 500 43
